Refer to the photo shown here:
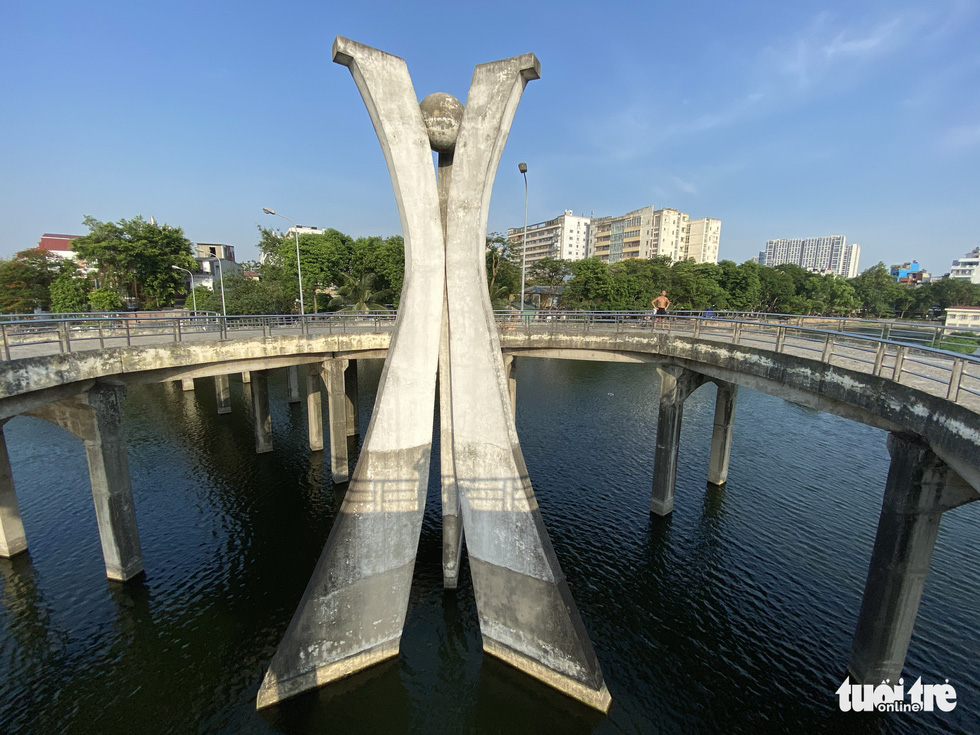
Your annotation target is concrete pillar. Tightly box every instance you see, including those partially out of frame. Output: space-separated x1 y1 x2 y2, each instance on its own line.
344 359 360 443
214 374 231 415
306 364 324 452
0 422 28 557
322 359 349 483
651 367 706 516
241 371 251 384
250 370 273 454
707 381 738 486
847 433 971 684
503 353 516 418
286 365 301 404
83 385 144 581
181 378 195 392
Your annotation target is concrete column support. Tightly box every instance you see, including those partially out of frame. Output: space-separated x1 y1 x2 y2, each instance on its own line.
439 299 462 589
214 374 231 415
322 359 350 484
181 378 195 392
651 367 707 516
306 364 324 453
241 371 251 384
286 366 301 404
0 421 28 557
707 381 738 486
344 360 360 444
847 432 972 684
250 370 273 454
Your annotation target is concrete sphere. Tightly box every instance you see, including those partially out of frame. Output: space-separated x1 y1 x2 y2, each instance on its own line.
419 92 464 152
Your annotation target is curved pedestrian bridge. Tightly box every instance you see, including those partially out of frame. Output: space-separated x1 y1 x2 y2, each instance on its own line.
0 311 977 700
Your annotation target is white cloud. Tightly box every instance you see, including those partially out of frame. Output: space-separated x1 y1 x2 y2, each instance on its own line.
943 124 980 149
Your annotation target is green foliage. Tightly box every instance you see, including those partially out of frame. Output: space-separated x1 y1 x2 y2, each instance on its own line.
939 332 980 355
0 248 63 313
327 272 391 312
486 241 521 307
89 287 123 312
72 215 196 309
49 270 91 313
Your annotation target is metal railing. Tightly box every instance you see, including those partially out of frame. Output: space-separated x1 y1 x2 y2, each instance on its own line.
1 310 977 410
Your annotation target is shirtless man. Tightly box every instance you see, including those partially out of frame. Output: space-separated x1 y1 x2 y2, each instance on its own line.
651 290 670 326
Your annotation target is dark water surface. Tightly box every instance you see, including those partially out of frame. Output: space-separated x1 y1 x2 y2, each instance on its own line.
1 359 976 734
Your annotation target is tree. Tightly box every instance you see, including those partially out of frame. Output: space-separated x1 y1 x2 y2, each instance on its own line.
327 272 392 312
0 248 64 313
562 258 614 309
850 262 904 317
72 215 197 309
486 237 521 306
89 287 123 312
49 269 91 313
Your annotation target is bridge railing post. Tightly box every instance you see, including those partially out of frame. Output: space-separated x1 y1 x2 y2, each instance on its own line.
98 320 105 349
821 334 834 363
124 319 132 346
947 359 964 401
775 326 786 352
220 317 227 340
174 318 181 343
58 322 70 353
893 345 907 381
873 342 887 376
2 324 10 361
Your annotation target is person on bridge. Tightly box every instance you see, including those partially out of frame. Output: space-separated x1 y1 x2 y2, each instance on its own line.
651 290 670 327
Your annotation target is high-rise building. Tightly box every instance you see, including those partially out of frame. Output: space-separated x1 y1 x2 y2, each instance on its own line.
588 206 720 265
950 247 980 284
758 235 860 278
506 210 591 266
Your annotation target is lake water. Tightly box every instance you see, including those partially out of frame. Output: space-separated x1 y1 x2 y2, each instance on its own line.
0 358 977 734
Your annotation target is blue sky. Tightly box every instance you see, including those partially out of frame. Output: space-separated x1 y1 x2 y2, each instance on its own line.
2 0 978 275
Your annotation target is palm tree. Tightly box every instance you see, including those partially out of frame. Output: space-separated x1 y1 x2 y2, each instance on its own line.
327 272 392 312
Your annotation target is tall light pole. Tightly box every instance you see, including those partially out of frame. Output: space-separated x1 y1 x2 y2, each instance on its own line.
211 258 227 318
518 161 528 312
263 207 305 317
172 265 197 314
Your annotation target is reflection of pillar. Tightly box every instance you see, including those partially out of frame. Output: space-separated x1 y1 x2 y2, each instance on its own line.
344 360 360 445
0 421 28 557
322 359 349 483
651 367 706 516
286 366 301 404
250 370 273 454
181 378 195 392
707 381 738 486
214 374 231 415
503 353 516 418
847 433 975 683
306 364 324 452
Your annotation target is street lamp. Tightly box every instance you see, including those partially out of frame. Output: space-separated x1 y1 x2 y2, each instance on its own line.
262 207 305 317
518 162 528 312
171 265 197 314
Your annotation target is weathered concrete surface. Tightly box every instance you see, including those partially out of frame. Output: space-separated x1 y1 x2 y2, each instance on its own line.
256 37 445 710
650 367 707 516
286 365 301 404
708 381 738 486
25 385 143 581
322 359 350 483
306 364 324 452
0 421 27 557
214 374 231 415
443 52 610 712
848 433 978 683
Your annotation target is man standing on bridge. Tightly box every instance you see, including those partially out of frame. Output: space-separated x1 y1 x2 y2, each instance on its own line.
651 290 670 327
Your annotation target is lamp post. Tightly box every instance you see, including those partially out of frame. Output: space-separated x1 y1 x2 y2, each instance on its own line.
518 162 528 313
171 265 197 314
262 207 305 317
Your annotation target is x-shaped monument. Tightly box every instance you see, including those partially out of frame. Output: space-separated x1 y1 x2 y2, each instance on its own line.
256 37 611 713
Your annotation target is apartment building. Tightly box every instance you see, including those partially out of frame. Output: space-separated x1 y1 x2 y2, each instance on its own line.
506 210 591 266
588 206 721 265
758 235 860 278
950 248 980 284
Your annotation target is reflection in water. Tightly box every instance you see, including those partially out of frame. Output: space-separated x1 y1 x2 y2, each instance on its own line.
0 358 976 734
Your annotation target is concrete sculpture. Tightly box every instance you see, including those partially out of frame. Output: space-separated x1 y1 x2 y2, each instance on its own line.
256 37 610 712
